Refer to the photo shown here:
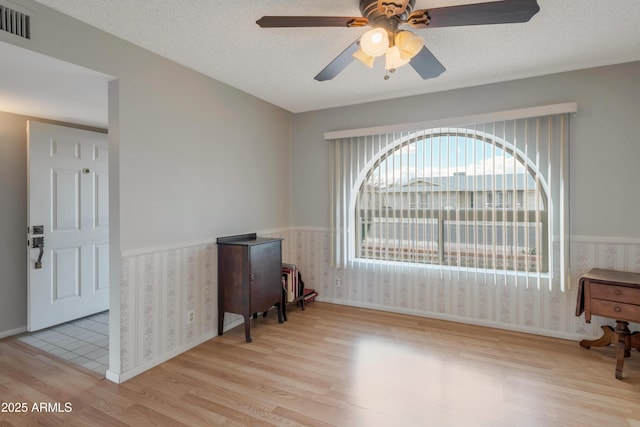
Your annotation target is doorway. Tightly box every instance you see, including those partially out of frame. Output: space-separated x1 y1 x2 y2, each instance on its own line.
27 121 109 331
0 41 115 377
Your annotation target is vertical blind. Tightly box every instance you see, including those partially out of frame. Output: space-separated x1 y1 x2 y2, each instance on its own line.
328 105 572 290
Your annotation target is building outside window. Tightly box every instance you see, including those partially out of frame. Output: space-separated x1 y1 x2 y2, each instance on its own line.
355 130 546 272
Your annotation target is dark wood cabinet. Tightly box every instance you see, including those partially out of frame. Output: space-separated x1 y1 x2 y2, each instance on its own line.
217 233 283 342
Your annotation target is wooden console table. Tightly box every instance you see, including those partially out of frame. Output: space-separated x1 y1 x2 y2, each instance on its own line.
575 268 640 379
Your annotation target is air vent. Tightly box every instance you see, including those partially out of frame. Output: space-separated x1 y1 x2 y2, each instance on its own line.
0 4 30 39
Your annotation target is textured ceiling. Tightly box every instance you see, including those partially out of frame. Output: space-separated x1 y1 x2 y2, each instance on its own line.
14 0 640 119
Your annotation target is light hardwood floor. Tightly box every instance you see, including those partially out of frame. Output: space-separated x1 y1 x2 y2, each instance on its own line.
1 302 639 426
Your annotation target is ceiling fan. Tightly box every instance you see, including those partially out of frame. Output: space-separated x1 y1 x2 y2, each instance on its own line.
257 0 540 81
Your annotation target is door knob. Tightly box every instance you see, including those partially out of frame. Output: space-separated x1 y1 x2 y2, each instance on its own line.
32 236 44 269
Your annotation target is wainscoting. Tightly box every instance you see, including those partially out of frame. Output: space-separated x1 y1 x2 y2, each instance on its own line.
116 233 299 380
274 229 640 339
119 244 217 374
115 229 639 380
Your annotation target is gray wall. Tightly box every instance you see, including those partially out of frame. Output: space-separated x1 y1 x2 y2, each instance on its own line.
291 61 640 240
0 0 293 252
0 0 293 345
289 61 640 340
0 111 28 334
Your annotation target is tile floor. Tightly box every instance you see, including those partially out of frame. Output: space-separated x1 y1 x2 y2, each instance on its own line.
16 311 109 376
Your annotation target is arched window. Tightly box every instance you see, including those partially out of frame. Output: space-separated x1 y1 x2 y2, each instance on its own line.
354 128 549 272
328 106 572 288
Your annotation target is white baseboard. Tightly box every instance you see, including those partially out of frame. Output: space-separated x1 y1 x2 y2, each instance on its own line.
320 298 585 342
0 326 27 339
105 331 218 384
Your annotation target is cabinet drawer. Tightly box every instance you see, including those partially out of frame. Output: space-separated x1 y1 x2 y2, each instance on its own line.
591 299 640 323
590 283 640 304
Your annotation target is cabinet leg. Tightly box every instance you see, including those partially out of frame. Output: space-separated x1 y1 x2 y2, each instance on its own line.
276 303 284 324
243 316 252 343
218 311 224 336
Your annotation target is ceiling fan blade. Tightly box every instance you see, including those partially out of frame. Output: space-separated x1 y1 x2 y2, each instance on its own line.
410 0 539 29
314 40 361 81
409 46 446 80
256 16 367 28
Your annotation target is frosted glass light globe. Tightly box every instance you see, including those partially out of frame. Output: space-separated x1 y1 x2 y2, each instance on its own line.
360 28 389 57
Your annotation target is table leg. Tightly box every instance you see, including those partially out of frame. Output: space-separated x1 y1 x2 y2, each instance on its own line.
631 331 640 352
579 325 615 349
614 321 630 380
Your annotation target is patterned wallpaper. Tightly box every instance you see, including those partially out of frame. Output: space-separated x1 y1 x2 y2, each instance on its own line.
119 244 216 373
268 229 640 338
117 229 640 378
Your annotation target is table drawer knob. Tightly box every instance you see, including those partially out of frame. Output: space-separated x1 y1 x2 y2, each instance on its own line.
614 306 622 312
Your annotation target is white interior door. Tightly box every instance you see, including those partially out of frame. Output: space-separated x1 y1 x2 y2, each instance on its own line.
27 121 109 331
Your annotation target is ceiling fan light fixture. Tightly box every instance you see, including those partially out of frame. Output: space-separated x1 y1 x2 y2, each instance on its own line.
360 28 389 57
385 45 410 71
395 30 424 60
258 0 542 81
352 48 376 68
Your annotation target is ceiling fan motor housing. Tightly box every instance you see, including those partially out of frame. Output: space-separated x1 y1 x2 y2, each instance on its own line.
360 0 415 32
